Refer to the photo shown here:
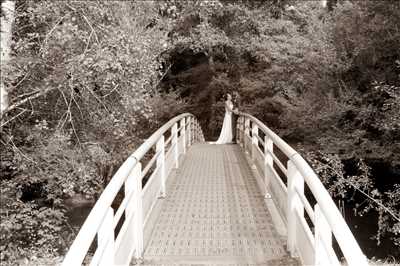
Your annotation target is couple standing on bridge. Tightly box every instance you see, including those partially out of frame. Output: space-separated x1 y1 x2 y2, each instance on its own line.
214 93 240 144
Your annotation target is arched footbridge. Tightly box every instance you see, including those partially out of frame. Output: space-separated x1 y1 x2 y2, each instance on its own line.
62 113 369 266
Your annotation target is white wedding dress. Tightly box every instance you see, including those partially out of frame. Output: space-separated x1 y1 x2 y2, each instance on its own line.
216 101 233 144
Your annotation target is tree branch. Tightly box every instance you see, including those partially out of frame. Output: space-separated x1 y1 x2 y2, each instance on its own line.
1 86 55 116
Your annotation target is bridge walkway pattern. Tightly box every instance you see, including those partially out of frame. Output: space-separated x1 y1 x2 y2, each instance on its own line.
142 144 298 265
62 113 369 266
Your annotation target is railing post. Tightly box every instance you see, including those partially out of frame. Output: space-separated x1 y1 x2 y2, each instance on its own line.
244 118 250 153
200 121 204 142
98 207 114 266
187 116 191 147
192 119 203 143
181 117 186 154
251 124 258 163
314 204 333 266
264 136 273 168
199 120 203 142
197 120 200 142
132 163 143 259
172 123 179 169
237 117 242 146
264 135 273 197
240 117 245 147
156 135 166 198
123 163 140 263
287 160 304 256
193 120 196 143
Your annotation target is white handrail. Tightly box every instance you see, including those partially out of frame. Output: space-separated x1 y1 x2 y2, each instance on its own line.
237 112 368 266
62 113 204 266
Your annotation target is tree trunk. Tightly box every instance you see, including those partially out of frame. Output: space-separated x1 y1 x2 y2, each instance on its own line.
1 0 16 115
327 0 338 11
321 0 339 11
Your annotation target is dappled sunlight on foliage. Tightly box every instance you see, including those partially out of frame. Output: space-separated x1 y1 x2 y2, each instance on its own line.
0 0 399 263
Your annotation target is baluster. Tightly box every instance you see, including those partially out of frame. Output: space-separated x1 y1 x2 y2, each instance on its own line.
251 124 258 164
264 135 273 198
123 164 138 262
172 123 179 168
237 117 241 145
244 118 250 153
181 117 186 154
200 121 203 142
132 163 143 259
156 136 166 198
187 116 191 147
193 120 197 143
239 117 243 147
314 204 333 265
97 207 114 266
240 117 244 146
287 160 304 256
196 122 198 142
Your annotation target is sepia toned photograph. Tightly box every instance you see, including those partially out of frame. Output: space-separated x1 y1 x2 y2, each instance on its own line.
0 1 399 265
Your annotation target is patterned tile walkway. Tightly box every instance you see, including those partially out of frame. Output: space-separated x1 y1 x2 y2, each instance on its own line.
141 144 299 266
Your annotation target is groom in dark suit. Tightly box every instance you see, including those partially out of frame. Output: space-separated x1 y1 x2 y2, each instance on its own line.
231 92 240 143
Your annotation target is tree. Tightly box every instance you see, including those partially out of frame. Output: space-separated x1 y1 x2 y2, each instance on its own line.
0 0 15 114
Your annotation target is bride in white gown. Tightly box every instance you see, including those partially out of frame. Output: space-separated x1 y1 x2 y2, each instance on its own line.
215 94 234 144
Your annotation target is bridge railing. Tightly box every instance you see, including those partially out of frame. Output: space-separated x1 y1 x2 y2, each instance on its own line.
62 113 204 266
237 113 368 266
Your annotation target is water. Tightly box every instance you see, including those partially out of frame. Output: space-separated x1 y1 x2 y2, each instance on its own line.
65 200 94 232
343 204 400 260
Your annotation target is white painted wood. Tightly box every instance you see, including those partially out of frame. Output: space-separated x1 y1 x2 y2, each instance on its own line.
187 116 191 146
164 146 174 179
181 117 186 154
62 158 137 266
193 120 197 142
156 136 166 198
314 204 339 266
197 121 200 142
287 160 304 256
113 164 139 264
141 167 160 229
268 164 288 222
244 118 250 153
238 113 368 266
97 207 114 266
264 136 274 197
251 124 258 163
63 111 368 266
290 154 368 266
237 117 242 146
295 211 315 265
172 123 179 169
62 114 203 266
264 136 273 167
254 144 265 175
133 163 143 259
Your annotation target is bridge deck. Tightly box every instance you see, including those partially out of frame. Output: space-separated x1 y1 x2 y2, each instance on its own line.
141 144 299 265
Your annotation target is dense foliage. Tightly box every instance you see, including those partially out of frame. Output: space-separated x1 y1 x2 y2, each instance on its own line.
1 1 172 263
0 0 399 264
158 0 400 258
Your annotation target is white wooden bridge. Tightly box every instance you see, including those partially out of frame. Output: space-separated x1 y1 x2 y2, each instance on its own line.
62 113 369 266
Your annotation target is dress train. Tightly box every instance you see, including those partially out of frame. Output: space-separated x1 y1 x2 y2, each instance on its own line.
215 102 233 144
